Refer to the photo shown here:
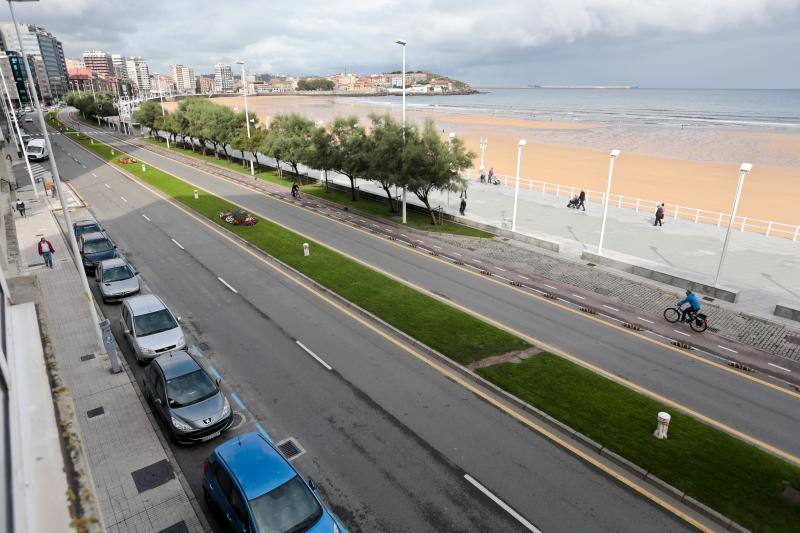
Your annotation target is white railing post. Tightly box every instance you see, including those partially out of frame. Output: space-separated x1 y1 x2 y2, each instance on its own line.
694 208 700 223
636 198 640 211
542 182 546 193
505 175 508 186
556 184 560 196
717 213 723 227
740 216 747 232
570 186 574 198
617 195 622 208
528 178 532 190
766 221 773 237
794 225 799 242
674 205 680 220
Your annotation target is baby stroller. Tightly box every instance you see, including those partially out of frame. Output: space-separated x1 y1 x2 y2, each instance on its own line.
567 195 581 209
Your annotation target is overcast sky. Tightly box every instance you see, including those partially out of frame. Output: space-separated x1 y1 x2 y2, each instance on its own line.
5 0 800 88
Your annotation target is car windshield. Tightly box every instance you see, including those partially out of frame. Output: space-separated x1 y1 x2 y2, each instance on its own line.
133 309 178 337
166 370 217 408
76 223 100 237
103 265 133 282
28 145 42 154
250 476 323 533
84 238 113 254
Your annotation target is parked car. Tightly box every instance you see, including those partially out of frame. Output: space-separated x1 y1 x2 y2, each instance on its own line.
203 432 346 533
95 257 140 302
121 294 185 363
79 231 117 273
24 117 33 123
26 138 48 161
73 219 103 240
20 132 32 146
142 350 232 444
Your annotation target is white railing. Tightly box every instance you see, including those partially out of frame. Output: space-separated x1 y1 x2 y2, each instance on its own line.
466 169 800 241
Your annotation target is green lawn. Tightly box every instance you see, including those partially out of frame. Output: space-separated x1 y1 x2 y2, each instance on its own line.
146 138 291 188
75 134 528 364
477 353 800 532
303 185 494 238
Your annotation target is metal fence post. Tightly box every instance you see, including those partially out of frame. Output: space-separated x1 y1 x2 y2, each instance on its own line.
542 182 546 193
766 221 773 237
741 216 747 232
717 213 723 227
694 208 700 223
674 205 680 220
636 198 640 211
556 184 560 197
794 225 799 242
617 195 622 208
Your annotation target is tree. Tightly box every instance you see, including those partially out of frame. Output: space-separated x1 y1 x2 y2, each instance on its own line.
230 125 266 168
402 120 474 224
366 114 405 212
304 125 335 190
328 116 369 200
261 116 289 179
154 112 179 145
297 78 334 91
205 104 244 160
133 100 162 137
281 114 315 177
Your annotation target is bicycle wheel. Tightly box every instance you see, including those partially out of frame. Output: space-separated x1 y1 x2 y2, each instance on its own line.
663 308 680 323
690 316 708 333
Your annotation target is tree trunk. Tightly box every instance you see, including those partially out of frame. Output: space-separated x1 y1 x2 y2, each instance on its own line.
347 174 357 200
221 144 230 161
380 183 396 212
290 161 299 177
252 152 260 167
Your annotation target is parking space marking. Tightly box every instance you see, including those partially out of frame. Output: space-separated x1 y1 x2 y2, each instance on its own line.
92 172 98 178
104 183 111 189
120 196 128 203
463 474 540 532
170 238 185 250
217 277 238 293
230 393 246 410
769 363 791 373
673 330 691 337
295 340 333 371
141 214 151 222
571 294 586 300
717 345 738 354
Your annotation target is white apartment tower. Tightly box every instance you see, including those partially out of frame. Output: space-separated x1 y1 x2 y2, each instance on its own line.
214 63 233 93
111 54 127 79
170 64 195 94
125 56 151 96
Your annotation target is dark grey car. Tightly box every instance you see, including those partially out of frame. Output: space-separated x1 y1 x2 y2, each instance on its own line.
142 350 233 444
95 258 141 302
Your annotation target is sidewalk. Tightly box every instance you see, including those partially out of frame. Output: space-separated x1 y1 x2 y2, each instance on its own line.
12 160 205 532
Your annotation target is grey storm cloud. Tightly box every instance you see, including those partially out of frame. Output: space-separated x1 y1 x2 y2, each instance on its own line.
4 0 800 85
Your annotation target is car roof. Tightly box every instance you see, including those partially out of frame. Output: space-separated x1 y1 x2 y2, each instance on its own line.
74 219 100 228
81 231 110 242
98 257 127 269
125 294 167 315
27 138 45 145
154 350 200 380
215 432 296 500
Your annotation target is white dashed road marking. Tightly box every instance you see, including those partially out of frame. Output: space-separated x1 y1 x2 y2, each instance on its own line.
141 214 151 222
717 345 738 354
171 238 185 250
463 474 540 532
768 363 791 373
571 294 586 300
602 305 619 312
217 277 238 294
120 196 128 203
673 330 691 337
104 183 111 189
637 317 655 324
295 340 333 371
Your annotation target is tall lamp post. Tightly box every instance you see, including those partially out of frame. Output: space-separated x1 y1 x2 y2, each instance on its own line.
0 58 37 196
597 149 621 255
713 163 752 286
479 137 488 172
235 60 255 176
510 139 527 232
6 0 104 347
158 77 169 149
395 39 407 223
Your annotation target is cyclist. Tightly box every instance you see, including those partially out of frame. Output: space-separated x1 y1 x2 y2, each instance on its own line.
291 182 300 199
677 289 701 323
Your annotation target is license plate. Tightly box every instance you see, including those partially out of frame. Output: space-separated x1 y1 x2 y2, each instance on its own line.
200 431 221 442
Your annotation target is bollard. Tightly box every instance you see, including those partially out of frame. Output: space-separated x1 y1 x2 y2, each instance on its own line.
111 149 115 155
99 319 121 374
303 243 310 257
90 139 94 144
193 189 199 200
141 164 146 172
653 412 671 439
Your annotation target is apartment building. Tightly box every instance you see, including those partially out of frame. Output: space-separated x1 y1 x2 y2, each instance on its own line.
170 64 195 94
82 50 113 77
214 63 233 93
125 56 151 96
0 23 67 100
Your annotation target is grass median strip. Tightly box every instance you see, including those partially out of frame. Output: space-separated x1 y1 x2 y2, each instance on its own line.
477 353 800 532
72 129 527 363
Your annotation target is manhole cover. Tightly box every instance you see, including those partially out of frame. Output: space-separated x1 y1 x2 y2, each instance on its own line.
785 335 800 346
276 437 305 461
158 522 189 533
131 459 175 494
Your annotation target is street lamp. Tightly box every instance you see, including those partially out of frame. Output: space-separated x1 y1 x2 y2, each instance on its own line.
479 137 488 172
395 39 407 223
158 77 169 149
235 60 255 176
0 54 37 196
448 131 455 148
6 0 104 347
510 139 527 232
714 163 752 287
597 149 621 255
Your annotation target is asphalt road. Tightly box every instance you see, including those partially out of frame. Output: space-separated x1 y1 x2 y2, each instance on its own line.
33 122 694 532
66 119 800 463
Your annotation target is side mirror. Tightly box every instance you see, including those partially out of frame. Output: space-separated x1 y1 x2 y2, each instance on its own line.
308 479 317 491
177 316 182 322
154 398 162 406
215 376 222 386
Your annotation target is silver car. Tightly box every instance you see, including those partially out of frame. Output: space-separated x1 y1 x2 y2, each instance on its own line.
142 350 232 444
121 294 185 363
96 258 141 302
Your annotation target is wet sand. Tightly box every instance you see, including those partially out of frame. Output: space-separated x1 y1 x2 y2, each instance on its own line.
168 95 800 225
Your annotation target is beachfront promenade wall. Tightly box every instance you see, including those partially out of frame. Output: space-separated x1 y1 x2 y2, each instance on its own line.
467 168 800 241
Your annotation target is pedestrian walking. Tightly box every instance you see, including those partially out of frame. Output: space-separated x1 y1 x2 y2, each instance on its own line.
654 203 665 226
479 169 486 183
578 190 586 211
5 153 11 164
488 167 495 183
37 237 55 268
15 199 25 217
459 198 467 215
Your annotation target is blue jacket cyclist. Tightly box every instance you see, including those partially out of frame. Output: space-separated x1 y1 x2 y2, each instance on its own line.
677 290 701 323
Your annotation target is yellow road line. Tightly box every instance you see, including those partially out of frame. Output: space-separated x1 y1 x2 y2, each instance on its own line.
64 130 711 531
113 128 800 402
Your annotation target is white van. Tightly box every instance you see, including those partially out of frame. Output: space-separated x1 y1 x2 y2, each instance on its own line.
26 138 48 162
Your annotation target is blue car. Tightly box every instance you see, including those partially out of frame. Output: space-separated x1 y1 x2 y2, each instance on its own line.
203 432 346 533
79 231 118 274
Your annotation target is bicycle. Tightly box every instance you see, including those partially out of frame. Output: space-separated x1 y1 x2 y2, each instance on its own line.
663 306 708 333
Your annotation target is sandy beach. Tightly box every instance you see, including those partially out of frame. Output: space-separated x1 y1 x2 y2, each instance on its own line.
168 95 800 225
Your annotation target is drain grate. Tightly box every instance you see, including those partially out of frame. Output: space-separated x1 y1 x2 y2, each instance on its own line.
87 406 105 418
80 353 96 362
131 459 175 494
158 522 189 533
276 437 306 461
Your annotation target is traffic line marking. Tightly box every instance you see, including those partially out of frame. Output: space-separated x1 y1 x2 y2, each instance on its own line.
295 340 333 371
463 474 541 532
230 393 246 410
104 183 111 189
170 238 185 250
473 259 482 264
208 365 221 381
673 330 691 337
603 305 619 311
571 294 586 300
637 317 655 324
190 344 204 357
120 196 128 203
452 252 462 257
496 267 507 272
717 345 738 354
217 277 238 293
519 275 529 280
433 245 442 249
544 284 557 290
255 422 273 443
92 172 97 178
141 214 151 222
769 363 791 373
